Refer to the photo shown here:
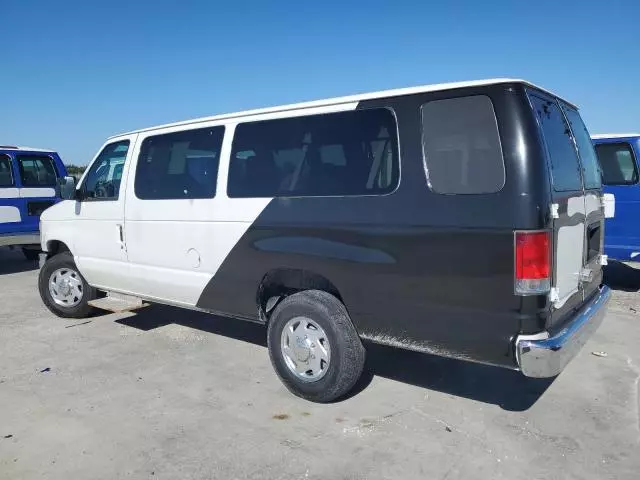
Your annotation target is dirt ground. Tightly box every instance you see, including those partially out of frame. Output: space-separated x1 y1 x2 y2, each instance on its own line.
1 247 639 480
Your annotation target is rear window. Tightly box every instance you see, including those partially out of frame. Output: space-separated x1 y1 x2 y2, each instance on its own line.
529 95 582 192
562 106 602 189
421 95 505 194
596 142 638 185
0 154 13 187
228 108 398 198
17 155 58 187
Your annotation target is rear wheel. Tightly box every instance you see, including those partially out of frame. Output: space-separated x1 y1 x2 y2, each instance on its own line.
267 290 365 403
38 252 96 318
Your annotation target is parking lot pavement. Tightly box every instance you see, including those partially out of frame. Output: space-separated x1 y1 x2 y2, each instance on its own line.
1 248 639 480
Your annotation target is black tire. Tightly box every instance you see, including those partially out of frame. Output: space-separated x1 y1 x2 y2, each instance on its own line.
22 248 40 261
38 252 96 318
267 290 365 403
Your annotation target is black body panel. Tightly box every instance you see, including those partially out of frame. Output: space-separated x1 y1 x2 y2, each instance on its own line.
197 83 553 369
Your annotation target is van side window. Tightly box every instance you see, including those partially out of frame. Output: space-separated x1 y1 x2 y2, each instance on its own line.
529 95 582 192
595 142 638 185
421 95 505 194
17 156 58 187
135 127 224 200
0 154 13 187
562 106 602 189
83 141 130 201
227 109 399 198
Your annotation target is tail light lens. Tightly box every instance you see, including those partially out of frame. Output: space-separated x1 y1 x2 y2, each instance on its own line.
515 231 551 295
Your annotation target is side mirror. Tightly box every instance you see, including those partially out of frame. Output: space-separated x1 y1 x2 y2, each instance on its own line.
58 176 78 201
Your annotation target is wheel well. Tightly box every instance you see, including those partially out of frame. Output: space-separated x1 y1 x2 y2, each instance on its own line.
257 268 343 322
46 240 70 258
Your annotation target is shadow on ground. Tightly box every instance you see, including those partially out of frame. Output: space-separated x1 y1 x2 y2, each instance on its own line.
603 261 640 292
0 248 38 275
117 304 553 411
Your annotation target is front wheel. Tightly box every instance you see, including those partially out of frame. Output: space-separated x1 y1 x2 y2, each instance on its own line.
267 290 366 403
38 252 96 318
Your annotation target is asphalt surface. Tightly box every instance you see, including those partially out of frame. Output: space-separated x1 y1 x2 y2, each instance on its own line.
1 247 639 480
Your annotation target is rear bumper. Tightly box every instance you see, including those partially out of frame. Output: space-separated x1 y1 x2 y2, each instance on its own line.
0 233 40 247
515 285 611 378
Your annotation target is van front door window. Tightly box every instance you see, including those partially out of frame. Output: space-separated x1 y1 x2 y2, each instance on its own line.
82 141 129 201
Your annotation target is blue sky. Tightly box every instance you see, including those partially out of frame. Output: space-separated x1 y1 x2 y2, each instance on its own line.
2 0 638 165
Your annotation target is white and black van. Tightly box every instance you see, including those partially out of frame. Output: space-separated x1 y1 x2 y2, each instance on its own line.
38 79 611 402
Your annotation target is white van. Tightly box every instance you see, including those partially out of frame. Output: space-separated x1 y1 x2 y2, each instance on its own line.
38 79 611 402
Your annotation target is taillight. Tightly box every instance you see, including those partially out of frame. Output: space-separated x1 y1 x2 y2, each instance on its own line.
515 231 551 295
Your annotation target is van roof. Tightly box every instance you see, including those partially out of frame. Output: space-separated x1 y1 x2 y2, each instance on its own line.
0 145 55 153
109 78 574 139
591 133 640 139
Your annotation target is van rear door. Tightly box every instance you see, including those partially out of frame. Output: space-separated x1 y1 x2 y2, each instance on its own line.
529 92 603 329
560 105 604 303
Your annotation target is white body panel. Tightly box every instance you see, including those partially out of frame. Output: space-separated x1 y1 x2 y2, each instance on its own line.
591 133 640 139
553 196 587 309
19 187 56 198
0 206 21 223
555 223 584 308
0 188 19 199
603 193 615 218
1 187 56 200
584 192 601 216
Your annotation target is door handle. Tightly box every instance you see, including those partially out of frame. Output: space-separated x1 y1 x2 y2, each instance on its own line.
117 224 125 250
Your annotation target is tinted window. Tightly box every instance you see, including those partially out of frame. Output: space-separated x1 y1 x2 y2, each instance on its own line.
0 154 13 187
562 106 602 189
83 141 129 201
529 95 582 191
135 127 224 200
421 95 504 194
17 155 58 187
228 109 398 198
596 142 638 185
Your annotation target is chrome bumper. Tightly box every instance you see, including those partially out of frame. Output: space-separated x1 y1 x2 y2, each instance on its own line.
516 285 611 378
0 233 40 247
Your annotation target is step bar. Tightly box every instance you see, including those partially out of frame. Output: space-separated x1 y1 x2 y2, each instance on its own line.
88 292 149 313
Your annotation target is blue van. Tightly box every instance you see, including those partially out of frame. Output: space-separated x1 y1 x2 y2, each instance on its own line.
592 134 640 262
0 146 68 260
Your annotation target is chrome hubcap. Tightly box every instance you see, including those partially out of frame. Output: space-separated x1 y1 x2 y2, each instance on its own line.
49 268 83 307
281 317 330 382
